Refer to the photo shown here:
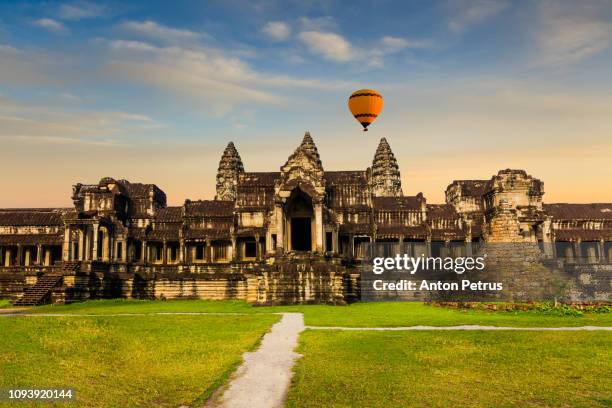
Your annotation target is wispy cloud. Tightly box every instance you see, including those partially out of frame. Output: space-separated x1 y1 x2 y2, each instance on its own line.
58 1 106 20
299 16 337 31
0 95 158 147
104 38 351 113
33 18 67 32
120 20 204 44
298 30 353 62
262 21 291 41
533 1 612 66
297 31 430 66
447 0 509 33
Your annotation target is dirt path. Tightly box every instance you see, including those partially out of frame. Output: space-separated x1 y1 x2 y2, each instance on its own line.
207 313 305 408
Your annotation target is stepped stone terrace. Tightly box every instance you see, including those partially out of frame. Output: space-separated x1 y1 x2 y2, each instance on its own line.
1 132 611 305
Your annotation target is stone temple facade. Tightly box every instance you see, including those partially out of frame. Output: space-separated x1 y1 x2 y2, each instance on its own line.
1 132 611 305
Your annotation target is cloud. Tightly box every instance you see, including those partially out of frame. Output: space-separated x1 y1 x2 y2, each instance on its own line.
0 96 159 148
262 21 291 41
0 44 60 84
104 39 350 113
448 0 509 33
34 18 67 32
380 36 432 52
299 16 337 31
120 20 203 44
533 1 612 66
58 1 106 20
297 32 429 66
298 31 353 62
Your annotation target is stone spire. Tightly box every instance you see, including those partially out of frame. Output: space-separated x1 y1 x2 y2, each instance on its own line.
370 137 403 197
215 142 244 201
297 131 322 167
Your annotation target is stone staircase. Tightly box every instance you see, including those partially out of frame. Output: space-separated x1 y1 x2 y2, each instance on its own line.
14 274 63 306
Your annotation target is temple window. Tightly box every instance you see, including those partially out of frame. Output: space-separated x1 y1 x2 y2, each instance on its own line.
325 232 333 252
244 240 256 259
195 245 205 260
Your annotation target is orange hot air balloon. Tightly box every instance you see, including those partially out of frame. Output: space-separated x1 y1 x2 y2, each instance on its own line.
348 89 383 131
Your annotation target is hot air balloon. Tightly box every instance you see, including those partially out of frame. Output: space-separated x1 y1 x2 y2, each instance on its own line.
348 89 383 131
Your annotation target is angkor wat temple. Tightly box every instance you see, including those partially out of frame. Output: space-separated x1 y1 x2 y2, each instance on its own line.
1 132 611 305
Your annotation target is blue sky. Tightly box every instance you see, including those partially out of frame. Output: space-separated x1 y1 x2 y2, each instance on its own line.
1 0 611 206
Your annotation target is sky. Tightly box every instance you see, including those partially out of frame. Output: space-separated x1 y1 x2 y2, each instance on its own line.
1 0 611 207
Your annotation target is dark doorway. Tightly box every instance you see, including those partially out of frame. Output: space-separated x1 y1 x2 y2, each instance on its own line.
291 217 311 251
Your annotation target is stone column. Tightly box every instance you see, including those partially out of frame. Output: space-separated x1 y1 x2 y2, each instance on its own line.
255 234 261 261
315 203 323 254
265 229 273 254
348 234 354 258
275 204 284 252
24 248 31 266
106 233 112 262
62 227 71 261
142 241 147 263
599 239 606 264
36 244 43 265
92 223 99 261
162 241 167 265
333 229 339 254
179 240 185 263
78 229 84 261
205 239 211 263
44 248 51 266
231 237 237 261
5 249 11 267
84 227 91 261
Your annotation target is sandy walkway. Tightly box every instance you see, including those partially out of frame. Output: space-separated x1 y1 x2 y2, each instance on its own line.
208 313 305 408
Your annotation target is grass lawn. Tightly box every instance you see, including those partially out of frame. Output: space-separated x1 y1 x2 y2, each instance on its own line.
288 330 612 408
0 299 10 308
31 299 612 327
0 314 279 407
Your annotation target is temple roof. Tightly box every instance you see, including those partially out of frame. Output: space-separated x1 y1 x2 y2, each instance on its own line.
325 171 367 184
544 203 612 220
184 200 234 217
426 204 459 219
0 209 66 226
0 233 63 245
239 172 279 187
155 207 183 222
373 196 424 211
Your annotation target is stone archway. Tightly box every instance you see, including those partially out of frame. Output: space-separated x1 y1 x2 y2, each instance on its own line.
285 188 313 251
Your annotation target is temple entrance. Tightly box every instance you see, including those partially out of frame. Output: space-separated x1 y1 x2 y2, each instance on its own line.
291 217 312 251
285 187 314 252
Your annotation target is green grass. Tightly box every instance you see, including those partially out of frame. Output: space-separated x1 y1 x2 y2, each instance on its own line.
286 302 612 327
0 314 279 407
31 299 612 327
0 300 10 308
287 330 612 407
33 298 258 315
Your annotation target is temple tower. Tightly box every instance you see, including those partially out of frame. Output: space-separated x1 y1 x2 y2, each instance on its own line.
215 142 244 201
369 137 403 197
298 131 323 167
